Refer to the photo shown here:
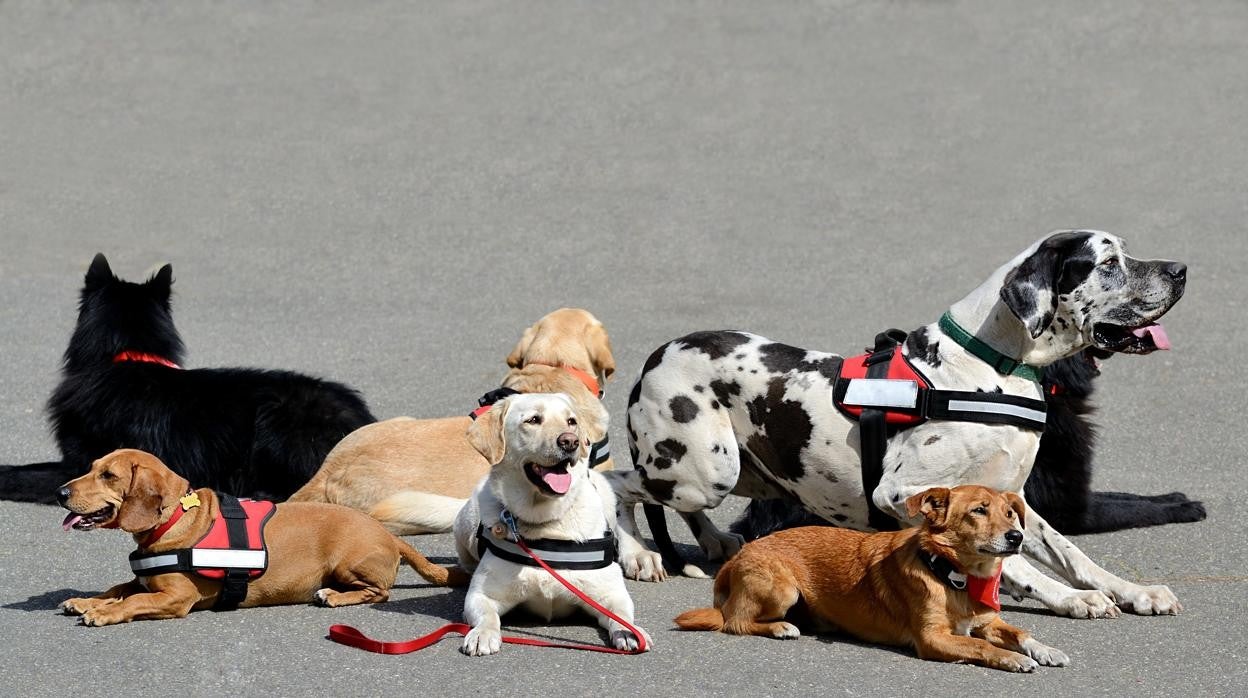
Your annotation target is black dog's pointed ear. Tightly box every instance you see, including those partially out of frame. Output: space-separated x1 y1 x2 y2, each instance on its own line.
1000 244 1062 339
85 253 114 291
147 263 174 294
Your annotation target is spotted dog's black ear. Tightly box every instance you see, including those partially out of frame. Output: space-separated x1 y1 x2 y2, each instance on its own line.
1000 232 1092 338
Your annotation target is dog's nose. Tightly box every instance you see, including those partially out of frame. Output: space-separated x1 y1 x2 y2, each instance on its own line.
1004 529 1024 547
56 486 72 505
1164 262 1187 283
557 432 579 453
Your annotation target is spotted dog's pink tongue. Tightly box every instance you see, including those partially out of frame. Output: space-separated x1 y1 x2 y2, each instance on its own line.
540 468 572 494
1133 323 1171 351
62 512 83 531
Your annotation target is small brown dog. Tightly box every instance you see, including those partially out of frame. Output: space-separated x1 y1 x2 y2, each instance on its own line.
289 308 616 535
675 485 1069 672
58 449 466 626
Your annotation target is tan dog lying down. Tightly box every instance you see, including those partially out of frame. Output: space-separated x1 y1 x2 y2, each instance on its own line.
58 449 465 626
289 308 616 535
675 485 1069 673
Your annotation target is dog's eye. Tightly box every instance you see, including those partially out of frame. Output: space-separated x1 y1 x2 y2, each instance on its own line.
971 506 988 515
526 415 542 425
99 471 116 481
567 417 577 427
1005 509 1015 518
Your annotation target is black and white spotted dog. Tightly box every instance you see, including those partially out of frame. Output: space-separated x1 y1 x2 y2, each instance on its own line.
606 231 1187 619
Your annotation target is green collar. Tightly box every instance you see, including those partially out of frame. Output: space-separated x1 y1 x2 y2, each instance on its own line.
938 312 1044 383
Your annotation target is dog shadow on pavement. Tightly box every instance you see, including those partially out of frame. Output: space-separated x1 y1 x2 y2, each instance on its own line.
4 588 92 612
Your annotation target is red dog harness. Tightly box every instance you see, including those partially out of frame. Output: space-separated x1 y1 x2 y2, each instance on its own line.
113 350 181 370
832 330 1048 530
129 492 276 610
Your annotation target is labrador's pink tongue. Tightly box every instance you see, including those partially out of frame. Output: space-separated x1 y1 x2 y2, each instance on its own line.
542 469 572 494
1133 323 1171 351
62 513 82 531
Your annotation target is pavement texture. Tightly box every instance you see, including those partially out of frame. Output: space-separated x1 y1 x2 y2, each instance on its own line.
2 1 1246 696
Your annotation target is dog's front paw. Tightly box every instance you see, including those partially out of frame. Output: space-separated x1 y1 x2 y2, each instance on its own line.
619 549 668 582
60 597 96 616
1113 584 1181 616
80 606 127 627
461 627 502 656
611 626 653 652
1054 589 1120 619
1021 638 1070 667
994 653 1039 673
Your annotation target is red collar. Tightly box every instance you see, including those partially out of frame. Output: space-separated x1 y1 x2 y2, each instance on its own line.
113 350 181 370
525 362 602 398
142 491 200 546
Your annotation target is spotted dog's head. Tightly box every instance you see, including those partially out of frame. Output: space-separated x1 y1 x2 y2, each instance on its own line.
999 231 1186 364
467 393 595 498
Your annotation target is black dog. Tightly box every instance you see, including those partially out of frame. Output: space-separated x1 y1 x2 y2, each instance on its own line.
728 350 1207 541
0 254 375 503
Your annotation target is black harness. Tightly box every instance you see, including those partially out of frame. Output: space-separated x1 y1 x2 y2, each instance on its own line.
833 330 1049 531
476 524 617 571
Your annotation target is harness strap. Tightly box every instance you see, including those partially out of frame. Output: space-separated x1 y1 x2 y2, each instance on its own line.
860 330 908 531
588 435 610 468
112 350 181 370
214 494 251 611
328 537 646 656
476 525 616 570
469 387 522 420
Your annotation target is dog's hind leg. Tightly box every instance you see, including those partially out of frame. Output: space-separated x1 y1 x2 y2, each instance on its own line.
719 567 801 640
315 550 401 607
1072 491 1206 534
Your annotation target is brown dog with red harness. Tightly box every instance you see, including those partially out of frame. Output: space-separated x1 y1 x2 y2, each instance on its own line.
674 485 1069 672
57 449 466 626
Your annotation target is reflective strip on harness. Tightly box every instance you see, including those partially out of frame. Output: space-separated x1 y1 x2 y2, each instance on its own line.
946 399 1047 427
477 525 616 570
588 436 610 467
131 553 179 572
843 378 920 409
190 549 267 570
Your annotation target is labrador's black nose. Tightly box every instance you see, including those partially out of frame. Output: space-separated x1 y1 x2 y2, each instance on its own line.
557 432 579 453
56 486 72 506
1004 529 1024 548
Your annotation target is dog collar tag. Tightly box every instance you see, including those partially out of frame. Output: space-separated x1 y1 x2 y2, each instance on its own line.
180 492 201 511
500 509 520 542
967 571 1002 611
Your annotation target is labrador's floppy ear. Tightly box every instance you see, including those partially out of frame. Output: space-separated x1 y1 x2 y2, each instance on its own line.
467 399 510 465
116 461 165 533
116 452 187 533
85 253 114 291
905 487 951 527
506 326 537 369
1004 492 1027 529
587 323 616 385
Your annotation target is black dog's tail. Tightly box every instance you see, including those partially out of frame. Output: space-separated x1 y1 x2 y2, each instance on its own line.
0 462 78 504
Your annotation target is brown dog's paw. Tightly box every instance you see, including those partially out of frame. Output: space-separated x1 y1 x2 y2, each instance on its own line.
61 597 113 616
79 606 128 627
994 652 1039 673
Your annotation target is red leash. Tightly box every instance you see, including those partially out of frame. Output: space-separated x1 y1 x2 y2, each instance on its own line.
328 537 647 655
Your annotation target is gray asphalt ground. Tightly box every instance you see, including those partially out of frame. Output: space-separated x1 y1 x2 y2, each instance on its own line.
2 1 1246 695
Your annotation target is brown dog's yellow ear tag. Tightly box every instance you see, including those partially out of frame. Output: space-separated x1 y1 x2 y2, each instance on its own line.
179 492 201 510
